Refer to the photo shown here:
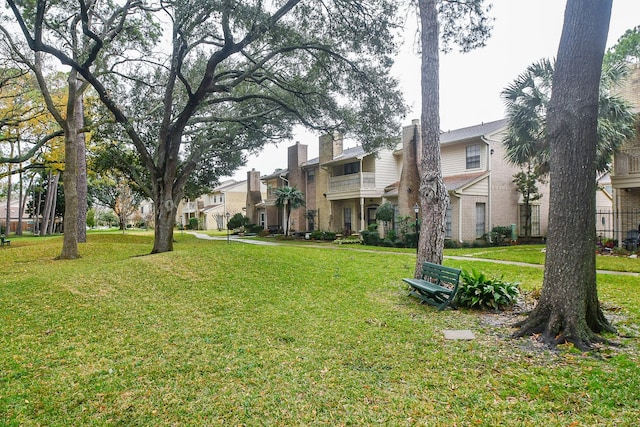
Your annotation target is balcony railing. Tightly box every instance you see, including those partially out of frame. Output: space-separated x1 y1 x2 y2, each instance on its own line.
328 172 376 193
630 150 640 174
183 201 197 213
617 147 640 175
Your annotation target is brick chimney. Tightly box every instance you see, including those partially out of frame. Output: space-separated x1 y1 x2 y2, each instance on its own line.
319 133 343 164
245 169 262 223
398 120 421 217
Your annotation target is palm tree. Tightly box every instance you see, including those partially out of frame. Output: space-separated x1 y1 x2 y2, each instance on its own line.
502 58 637 175
502 58 637 239
274 186 305 236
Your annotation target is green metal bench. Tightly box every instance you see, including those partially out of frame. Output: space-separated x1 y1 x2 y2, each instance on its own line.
403 262 461 311
1 234 10 246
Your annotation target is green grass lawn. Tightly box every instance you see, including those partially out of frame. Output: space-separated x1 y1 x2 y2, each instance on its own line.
1 234 639 426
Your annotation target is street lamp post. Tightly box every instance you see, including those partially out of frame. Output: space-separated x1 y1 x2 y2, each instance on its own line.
226 212 230 244
413 203 420 254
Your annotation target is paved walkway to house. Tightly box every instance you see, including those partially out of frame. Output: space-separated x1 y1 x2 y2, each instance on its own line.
190 232 280 245
189 232 639 277
444 255 639 277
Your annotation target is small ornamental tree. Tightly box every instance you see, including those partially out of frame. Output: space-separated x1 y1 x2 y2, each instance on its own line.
227 213 249 231
375 202 395 236
513 167 545 238
274 186 305 236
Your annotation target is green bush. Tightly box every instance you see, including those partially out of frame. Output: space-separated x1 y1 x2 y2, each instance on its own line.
404 232 418 248
360 230 381 246
309 230 337 241
245 223 264 234
310 230 324 240
456 268 520 310
323 231 336 241
492 225 512 241
227 213 249 230
444 239 459 249
612 247 629 256
188 217 199 230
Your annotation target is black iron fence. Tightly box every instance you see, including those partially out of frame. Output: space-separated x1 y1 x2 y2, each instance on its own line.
595 209 640 243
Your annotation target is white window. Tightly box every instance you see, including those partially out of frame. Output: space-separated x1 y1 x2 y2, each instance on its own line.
519 204 541 236
344 162 360 175
445 206 452 238
344 207 352 233
476 203 486 238
466 144 481 169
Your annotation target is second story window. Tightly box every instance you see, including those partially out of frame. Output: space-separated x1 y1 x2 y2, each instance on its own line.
307 169 315 183
466 144 481 169
344 161 360 175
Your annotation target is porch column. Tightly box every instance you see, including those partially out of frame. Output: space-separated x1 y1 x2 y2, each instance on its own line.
360 197 365 231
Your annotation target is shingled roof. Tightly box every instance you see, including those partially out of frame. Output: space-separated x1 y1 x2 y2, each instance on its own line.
443 172 488 192
440 119 508 145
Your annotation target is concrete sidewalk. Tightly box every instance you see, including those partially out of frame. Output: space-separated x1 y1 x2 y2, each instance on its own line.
190 232 639 277
190 232 280 245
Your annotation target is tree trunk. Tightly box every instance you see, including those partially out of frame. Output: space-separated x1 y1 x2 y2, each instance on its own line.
514 0 615 350
5 140 14 234
17 172 33 236
152 191 178 253
16 139 24 235
41 171 55 235
34 185 42 236
46 173 60 236
59 72 82 259
415 0 448 277
75 85 88 243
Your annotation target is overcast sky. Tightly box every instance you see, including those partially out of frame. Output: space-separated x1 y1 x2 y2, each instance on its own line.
227 0 640 181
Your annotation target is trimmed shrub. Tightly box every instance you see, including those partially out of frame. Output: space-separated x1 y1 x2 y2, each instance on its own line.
323 231 336 241
456 268 520 310
309 230 337 241
245 223 264 234
404 232 418 248
444 239 459 249
360 230 381 246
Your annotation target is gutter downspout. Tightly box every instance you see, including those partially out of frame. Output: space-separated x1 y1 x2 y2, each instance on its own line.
360 158 364 232
451 192 463 243
481 136 492 240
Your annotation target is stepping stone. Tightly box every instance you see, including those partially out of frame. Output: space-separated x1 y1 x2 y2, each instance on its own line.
442 329 475 340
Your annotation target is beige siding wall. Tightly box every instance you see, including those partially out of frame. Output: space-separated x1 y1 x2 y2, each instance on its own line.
464 177 489 196
441 142 487 176
372 149 401 191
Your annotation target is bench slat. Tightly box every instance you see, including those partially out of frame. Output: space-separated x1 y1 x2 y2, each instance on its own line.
403 261 461 311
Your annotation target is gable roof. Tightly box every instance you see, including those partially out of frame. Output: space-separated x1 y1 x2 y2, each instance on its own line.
213 179 246 192
261 168 288 180
444 172 488 192
301 145 370 168
440 119 508 145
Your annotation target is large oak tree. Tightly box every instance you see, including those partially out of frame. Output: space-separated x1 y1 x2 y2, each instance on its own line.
7 0 407 253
